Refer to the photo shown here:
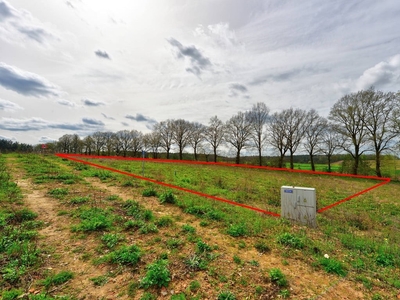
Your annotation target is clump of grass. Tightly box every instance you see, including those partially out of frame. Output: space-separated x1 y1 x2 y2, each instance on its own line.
108 245 142 266
90 275 108 286
166 238 183 249
318 257 347 276
217 290 236 300
276 232 304 249
41 270 74 290
101 233 125 249
106 194 120 201
181 224 196 234
254 240 270 253
226 223 248 237
142 188 157 197
159 191 176 204
140 259 171 289
73 208 113 232
185 253 207 271
156 216 174 227
269 268 288 287
69 196 90 204
48 188 69 199
189 280 200 292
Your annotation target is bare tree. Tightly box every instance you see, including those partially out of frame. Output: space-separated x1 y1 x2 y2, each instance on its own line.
57 134 73 153
303 109 328 171
225 111 253 164
360 89 399 177
284 108 307 169
319 124 341 172
103 132 115 156
268 111 289 168
82 136 94 155
92 131 106 155
143 131 162 159
155 120 174 159
247 102 270 166
189 122 205 161
204 116 225 163
130 130 143 157
171 119 192 160
115 130 133 157
70 134 82 154
329 91 369 175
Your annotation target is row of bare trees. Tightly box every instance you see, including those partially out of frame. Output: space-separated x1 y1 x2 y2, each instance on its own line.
55 88 400 176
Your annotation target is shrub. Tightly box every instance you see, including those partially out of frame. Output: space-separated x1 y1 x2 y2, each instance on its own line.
140 259 171 289
159 191 176 204
276 233 304 249
269 268 288 287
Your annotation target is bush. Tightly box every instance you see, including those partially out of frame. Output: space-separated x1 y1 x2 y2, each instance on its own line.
140 259 171 289
318 257 347 276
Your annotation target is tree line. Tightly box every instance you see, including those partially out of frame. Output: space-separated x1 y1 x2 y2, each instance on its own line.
49 88 400 176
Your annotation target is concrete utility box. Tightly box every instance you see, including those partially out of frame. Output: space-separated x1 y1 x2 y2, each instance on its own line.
281 186 317 227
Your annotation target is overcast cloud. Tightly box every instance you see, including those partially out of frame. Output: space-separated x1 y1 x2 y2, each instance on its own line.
0 0 399 145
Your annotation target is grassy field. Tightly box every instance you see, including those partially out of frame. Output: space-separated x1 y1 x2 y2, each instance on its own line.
1 153 400 299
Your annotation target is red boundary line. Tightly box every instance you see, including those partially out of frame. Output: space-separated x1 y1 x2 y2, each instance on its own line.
56 153 390 217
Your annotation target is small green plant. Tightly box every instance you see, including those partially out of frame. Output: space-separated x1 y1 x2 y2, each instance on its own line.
185 254 207 271
233 255 242 265
249 260 259 266
171 293 186 300
139 223 159 234
269 268 288 287
181 224 196 234
254 240 270 253
238 240 246 249
73 208 113 232
90 275 108 286
142 188 157 197
159 191 176 204
279 289 290 298
140 259 171 289
48 188 69 198
276 232 304 249
196 240 212 254
106 194 120 201
2 289 22 300
41 270 74 289
226 223 248 237
140 292 156 300
217 290 236 300
166 238 183 249
69 196 90 204
375 251 395 267
318 257 347 277
189 280 200 292
109 245 142 266
101 233 124 249
156 216 174 227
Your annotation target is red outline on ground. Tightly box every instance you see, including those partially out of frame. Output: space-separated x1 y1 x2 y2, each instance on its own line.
56 153 390 217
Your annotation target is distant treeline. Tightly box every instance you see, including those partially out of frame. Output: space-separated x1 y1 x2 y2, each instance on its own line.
0 139 33 153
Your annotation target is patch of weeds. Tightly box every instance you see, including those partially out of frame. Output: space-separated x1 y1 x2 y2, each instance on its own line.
73 208 113 232
124 220 145 230
196 240 212 254
189 280 200 292
371 294 383 300
57 210 69 216
139 223 158 234
106 194 120 201
226 223 248 237
156 216 174 227
13 208 37 222
127 282 138 297
140 292 156 300
217 290 236 300
171 293 186 300
140 259 171 289
108 245 142 266
276 232 304 249
142 188 158 197
238 241 246 249
254 240 270 254
233 255 242 265
41 270 74 290
101 233 125 249
199 220 209 227
255 285 263 295
279 289 290 298
2 289 22 300
375 251 395 267
90 275 108 286
69 196 90 205
159 191 177 204
121 180 135 187
185 253 207 271
318 257 347 276
269 268 288 287
166 238 183 249
249 260 259 267
181 224 196 234
48 188 69 199
355 275 373 290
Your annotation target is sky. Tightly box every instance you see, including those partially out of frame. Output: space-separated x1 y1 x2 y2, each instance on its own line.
0 0 400 145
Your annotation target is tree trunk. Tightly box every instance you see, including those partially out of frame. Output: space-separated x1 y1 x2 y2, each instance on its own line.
194 148 198 161
327 155 331 172
290 151 294 169
375 152 382 177
258 148 262 166
179 148 183 160
235 150 240 164
213 147 217 163
310 154 315 171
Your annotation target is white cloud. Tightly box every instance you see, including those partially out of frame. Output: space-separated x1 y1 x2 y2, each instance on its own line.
0 98 23 111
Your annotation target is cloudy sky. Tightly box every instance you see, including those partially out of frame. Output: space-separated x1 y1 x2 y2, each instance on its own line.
1 0 400 145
